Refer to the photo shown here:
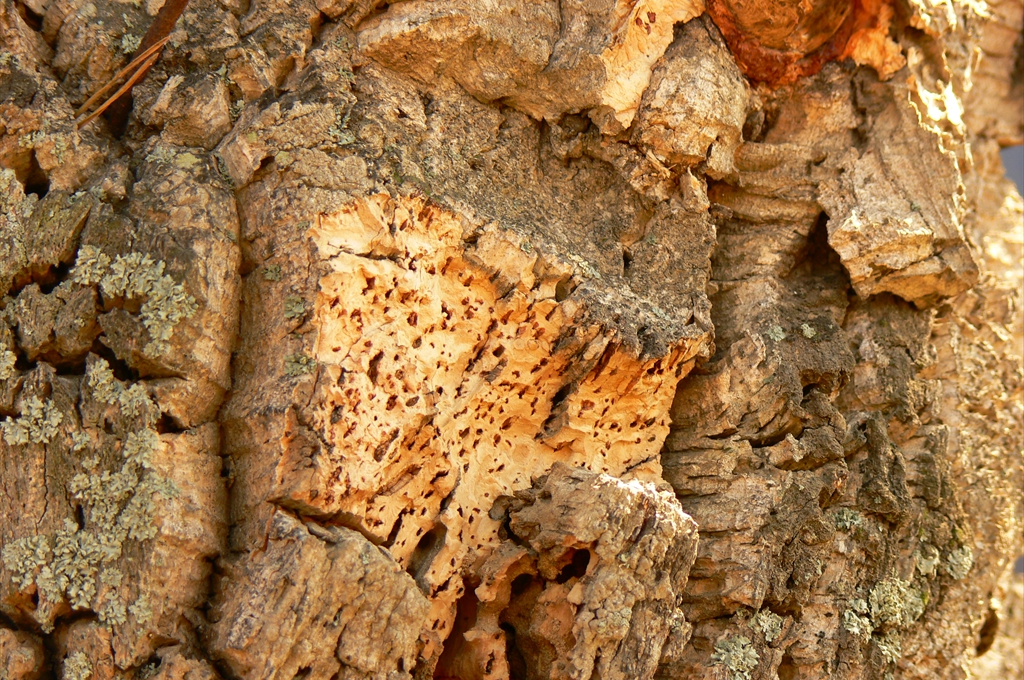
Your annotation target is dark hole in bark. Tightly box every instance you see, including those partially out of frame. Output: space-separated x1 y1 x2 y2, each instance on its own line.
257 156 275 173
367 351 384 384
802 383 823 397
777 651 797 680
742 109 766 141
510 573 534 597
794 212 847 282
555 548 591 584
554 276 574 302
500 622 528 679
383 511 405 548
975 606 999 656
15 1 43 30
407 521 447 586
433 579 481 679
21 151 49 199
35 261 72 295
154 412 185 434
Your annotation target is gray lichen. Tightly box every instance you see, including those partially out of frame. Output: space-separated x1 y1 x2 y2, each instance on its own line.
5 373 173 630
284 295 306 319
285 352 316 376
751 609 784 643
0 346 15 380
129 592 154 625
140 273 199 355
1 395 64 445
118 473 164 541
915 543 940 576
843 599 873 640
710 635 759 680
876 629 903 664
98 594 128 626
766 325 786 342
869 578 911 628
86 357 159 425
100 565 123 588
63 651 93 680
122 428 160 468
119 33 142 54
72 248 198 355
70 245 111 287
86 357 121 405
943 546 974 580
1 534 52 589
71 431 90 453
903 585 927 623
46 519 104 607
119 383 153 419
831 507 863 531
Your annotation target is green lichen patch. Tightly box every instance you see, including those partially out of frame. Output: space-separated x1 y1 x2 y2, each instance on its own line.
751 609 784 642
710 635 759 680
98 593 128 626
119 33 142 54
1 395 64 445
285 352 316 376
943 546 973 580
1 535 52 589
869 578 911 628
915 544 940 576
4 390 174 632
903 585 926 623
85 357 121 405
129 592 153 625
284 295 306 319
85 357 158 425
0 346 15 380
71 247 198 355
71 431 90 453
766 325 786 342
875 629 902 664
119 383 152 418
70 246 111 287
831 507 862 531
842 599 873 640
122 428 160 468
63 651 92 680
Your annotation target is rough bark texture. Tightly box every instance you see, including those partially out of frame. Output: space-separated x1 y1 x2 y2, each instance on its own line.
0 0 1021 679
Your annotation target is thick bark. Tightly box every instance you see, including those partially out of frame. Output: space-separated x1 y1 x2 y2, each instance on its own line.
0 0 1021 679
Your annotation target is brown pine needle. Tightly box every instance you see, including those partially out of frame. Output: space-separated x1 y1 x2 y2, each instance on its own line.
76 49 162 130
75 36 170 118
74 36 170 120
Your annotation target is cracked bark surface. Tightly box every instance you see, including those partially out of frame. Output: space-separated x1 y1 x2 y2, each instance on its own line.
0 0 1021 678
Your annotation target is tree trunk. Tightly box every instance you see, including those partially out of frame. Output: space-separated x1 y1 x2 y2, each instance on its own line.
0 0 1021 678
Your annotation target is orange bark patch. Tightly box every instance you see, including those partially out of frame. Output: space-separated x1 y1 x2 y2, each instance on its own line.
708 0 904 84
280 193 709 655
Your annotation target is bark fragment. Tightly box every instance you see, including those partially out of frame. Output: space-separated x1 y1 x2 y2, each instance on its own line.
358 0 705 132
210 511 429 680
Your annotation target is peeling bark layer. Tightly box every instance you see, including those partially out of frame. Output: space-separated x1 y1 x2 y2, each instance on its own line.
0 0 1021 678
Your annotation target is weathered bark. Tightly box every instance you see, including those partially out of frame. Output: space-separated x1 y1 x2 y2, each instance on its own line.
0 0 1021 678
